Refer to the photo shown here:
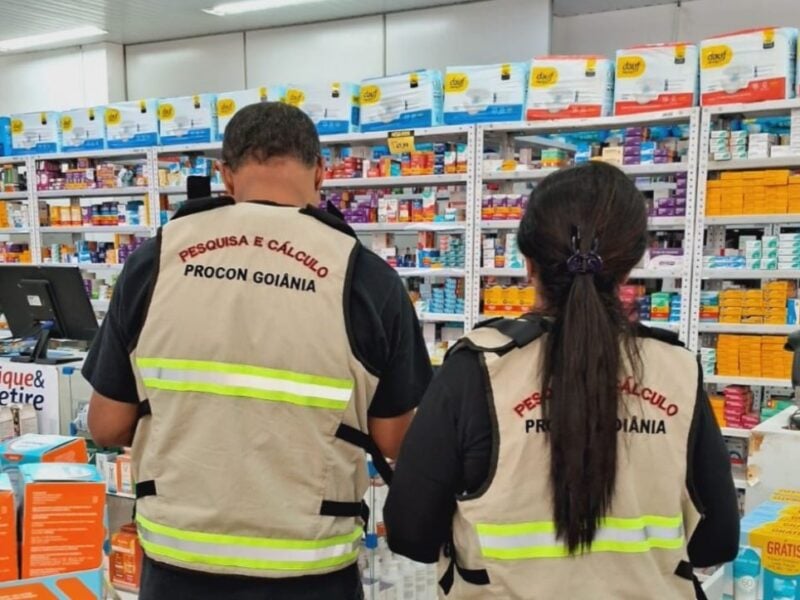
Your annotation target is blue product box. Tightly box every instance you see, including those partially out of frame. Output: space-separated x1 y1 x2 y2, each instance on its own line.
285 82 360 135
360 70 443 132
443 62 528 124
216 86 285 141
0 117 10 157
10 112 60 155
60 107 106 152
159 94 218 145
106 99 159 148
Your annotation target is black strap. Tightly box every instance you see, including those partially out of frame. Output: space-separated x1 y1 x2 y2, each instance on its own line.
493 317 544 348
335 424 393 485
135 480 157 499
439 540 490 595
319 500 364 518
138 399 151 418
675 561 708 600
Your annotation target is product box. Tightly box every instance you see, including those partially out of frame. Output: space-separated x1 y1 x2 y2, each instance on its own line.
59 107 106 153
723 490 800 599
360 70 443 132
9 112 60 155
0 474 15 583
443 62 528 124
700 27 799 106
526 55 614 120
19 463 105 579
159 94 218 145
0 118 11 158
614 43 699 115
285 82 360 135
0 568 103 599
0 434 88 502
216 86 285 140
110 523 142 591
105 99 159 149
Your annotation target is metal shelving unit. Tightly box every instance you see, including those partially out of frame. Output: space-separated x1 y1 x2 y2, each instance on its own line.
475 108 701 340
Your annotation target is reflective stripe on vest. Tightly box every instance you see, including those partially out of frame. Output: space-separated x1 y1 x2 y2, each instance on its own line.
476 515 684 560
137 514 362 572
136 357 354 410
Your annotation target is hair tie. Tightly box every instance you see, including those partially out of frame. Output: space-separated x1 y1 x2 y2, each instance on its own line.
566 226 603 276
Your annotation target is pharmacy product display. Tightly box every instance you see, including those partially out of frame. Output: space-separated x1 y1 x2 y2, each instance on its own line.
526 55 614 119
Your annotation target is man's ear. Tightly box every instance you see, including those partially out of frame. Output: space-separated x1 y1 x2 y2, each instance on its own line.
222 164 235 196
314 156 325 191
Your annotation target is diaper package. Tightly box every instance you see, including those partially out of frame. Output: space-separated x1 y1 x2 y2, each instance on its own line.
105 100 159 149
614 43 699 115
700 27 798 106
159 94 218 145
284 82 360 135
60 107 106 152
360 70 443 132
443 62 528 124
216 86 286 140
526 56 614 120
10 112 60 155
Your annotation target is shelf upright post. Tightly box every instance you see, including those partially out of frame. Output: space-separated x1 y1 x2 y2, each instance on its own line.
146 147 161 232
465 125 479 332
26 155 42 264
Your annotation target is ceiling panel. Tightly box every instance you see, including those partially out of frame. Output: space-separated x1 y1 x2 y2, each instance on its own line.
553 0 683 17
0 0 472 49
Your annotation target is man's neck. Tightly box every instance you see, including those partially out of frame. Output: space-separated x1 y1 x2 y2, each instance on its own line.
234 186 313 208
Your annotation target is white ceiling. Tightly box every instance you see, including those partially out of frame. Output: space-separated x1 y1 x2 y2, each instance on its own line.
0 0 686 50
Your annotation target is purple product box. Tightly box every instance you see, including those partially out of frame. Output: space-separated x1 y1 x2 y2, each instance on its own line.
483 197 494 209
656 197 676 209
623 156 641 165
675 207 686 216
676 172 688 182
656 206 677 216
342 209 353 222
654 155 669 164
623 145 642 157
675 197 687 209
625 127 645 137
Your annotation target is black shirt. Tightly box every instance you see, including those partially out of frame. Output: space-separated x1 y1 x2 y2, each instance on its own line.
384 330 741 572
82 201 434 599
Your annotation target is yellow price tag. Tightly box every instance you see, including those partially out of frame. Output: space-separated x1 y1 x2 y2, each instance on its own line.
105 108 121 126
387 130 415 155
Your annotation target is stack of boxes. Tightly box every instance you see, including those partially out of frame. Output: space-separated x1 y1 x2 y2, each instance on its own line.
711 129 800 161
0 243 31 264
433 233 465 269
779 232 800 270
482 281 536 317
481 195 527 221
649 173 688 217
715 386 759 430
706 170 800 216
482 232 525 269
710 129 749 161
323 190 465 225
423 279 464 316
743 236 779 270
42 236 145 266
714 334 793 379
700 347 717 377
541 149 569 168
705 283 796 325
620 285 681 324
157 155 219 189
0 202 27 230
601 128 673 167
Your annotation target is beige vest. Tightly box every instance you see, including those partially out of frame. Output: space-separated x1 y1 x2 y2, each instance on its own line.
130 201 378 578
443 318 702 599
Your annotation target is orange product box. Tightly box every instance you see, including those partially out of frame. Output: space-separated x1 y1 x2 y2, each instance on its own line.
0 475 16 583
0 568 103 599
110 523 143 592
19 463 105 580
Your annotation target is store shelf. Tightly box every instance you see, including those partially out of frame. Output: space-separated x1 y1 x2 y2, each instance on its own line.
0 227 29 234
395 267 465 278
36 148 149 161
733 476 748 490
698 323 797 335
0 191 27 200
160 183 226 195
708 156 800 171
705 375 792 388
703 97 800 117
482 109 697 134
702 269 800 280
155 142 222 154
40 225 152 235
704 214 800 226
721 427 751 439
91 299 111 310
418 312 466 323
47 263 126 273
37 186 149 198
483 162 687 183
479 267 527 278
319 125 471 145
350 221 466 232
483 168 558 182
0 156 29 165
322 174 467 188
629 267 683 279
480 219 521 230
637 182 678 192
648 216 685 230
640 320 680 331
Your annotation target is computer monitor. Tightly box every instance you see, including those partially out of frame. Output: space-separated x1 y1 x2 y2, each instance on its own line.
0 265 99 364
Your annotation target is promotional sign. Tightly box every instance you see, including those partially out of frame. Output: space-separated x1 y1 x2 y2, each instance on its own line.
0 364 59 434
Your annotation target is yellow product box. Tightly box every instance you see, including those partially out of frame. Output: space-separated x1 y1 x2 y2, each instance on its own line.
741 316 765 324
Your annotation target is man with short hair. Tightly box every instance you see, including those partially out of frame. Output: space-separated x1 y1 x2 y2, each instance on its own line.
84 102 432 600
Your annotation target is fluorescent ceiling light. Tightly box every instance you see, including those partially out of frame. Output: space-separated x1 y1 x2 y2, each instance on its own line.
0 26 107 52
204 0 321 16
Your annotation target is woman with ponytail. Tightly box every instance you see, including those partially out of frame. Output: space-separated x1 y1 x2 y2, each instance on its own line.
385 162 739 599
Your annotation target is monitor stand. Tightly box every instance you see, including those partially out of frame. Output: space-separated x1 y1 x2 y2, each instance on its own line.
11 328 81 365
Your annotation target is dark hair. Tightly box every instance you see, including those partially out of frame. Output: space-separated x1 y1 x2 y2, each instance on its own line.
518 161 648 554
222 102 320 171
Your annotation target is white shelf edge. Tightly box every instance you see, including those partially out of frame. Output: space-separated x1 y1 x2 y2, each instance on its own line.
351 222 466 232
698 323 797 334
629 267 683 279
37 187 149 198
648 216 686 230
418 312 466 323
483 162 687 182
479 267 527 278
721 427 751 439
160 184 226 195
480 219 521 230
704 215 800 226
733 477 748 490
323 174 467 188
702 269 800 280
640 320 681 331
705 375 792 387
0 192 28 200
708 156 800 171
395 267 465 278
319 125 471 145
40 226 152 235
0 227 29 234
480 109 697 133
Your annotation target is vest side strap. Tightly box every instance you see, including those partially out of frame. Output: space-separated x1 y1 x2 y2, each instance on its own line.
319 500 365 518
135 480 157 499
335 424 393 485
439 541 490 595
138 399 151 418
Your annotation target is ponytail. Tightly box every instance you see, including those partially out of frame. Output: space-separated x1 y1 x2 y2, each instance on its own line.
518 162 647 554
